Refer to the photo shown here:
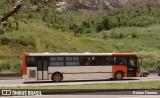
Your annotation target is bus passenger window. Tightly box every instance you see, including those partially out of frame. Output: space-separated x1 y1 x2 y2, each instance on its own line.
50 57 64 66
122 59 126 65
93 56 106 65
106 56 114 65
85 60 90 65
80 57 91 66
84 57 90 66
27 57 35 62
26 56 36 67
114 57 126 65
65 57 80 66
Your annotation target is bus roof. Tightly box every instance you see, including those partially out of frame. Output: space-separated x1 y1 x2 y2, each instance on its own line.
24 52 137 56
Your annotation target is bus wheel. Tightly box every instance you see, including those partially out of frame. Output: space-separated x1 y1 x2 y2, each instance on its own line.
114 72 123 80
52 73 63 82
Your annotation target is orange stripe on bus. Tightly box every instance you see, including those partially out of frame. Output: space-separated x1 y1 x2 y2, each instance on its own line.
136 71 140 77
112 65 127 78
23 52 29 75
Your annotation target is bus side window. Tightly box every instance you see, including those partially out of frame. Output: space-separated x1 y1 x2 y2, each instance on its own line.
50 57 64 66
122 58 127 65
114 57 126 65
106 56 114 65
93 57 100 65
80 57 91 66
91 57 96 65
66 57 80 66
93 56 106 66
26 56 36 67
27 57 35 62
84 57 91 66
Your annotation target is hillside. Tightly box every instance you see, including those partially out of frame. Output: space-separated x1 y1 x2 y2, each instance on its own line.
0 0 160 73
1 21 160 73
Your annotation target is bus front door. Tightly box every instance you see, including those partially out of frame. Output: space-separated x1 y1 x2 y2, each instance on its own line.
37 59 48 80
127 57 137 77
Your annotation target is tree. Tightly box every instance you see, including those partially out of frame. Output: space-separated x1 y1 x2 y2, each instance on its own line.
0 0 57 33
0 0 23 25
96 17 110 32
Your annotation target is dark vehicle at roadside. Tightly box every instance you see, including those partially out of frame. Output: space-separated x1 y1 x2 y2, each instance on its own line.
140 70 149 77
156 65 160 76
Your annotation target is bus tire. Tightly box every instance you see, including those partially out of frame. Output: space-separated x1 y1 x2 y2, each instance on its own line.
51 72 63 82
114 71 124 80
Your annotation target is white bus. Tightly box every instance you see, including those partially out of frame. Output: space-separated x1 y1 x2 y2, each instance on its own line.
23 52 140 82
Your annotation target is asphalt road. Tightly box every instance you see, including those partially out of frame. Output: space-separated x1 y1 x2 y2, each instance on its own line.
0 73 159 87
1 74 160 98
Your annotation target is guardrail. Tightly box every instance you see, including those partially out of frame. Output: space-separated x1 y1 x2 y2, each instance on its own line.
149 70 156 73
0 73 22 77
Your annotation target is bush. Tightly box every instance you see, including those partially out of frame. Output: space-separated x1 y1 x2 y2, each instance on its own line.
0 62 10 71
83 28 93 34
0 28 4 34
0 36 11 45
131 29 139 38
96 17 110 32
0 60 22 73
110 32 126 39
14 35 36 48
10 62 22 73
69 23 78 30
102 32 110 40
73 26 84 37
142 59 158 70
132 32 139 38
82 21 90 28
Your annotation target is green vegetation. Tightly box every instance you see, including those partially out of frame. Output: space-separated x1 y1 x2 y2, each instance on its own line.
0 59 21 73
0 1 160 73
1 80 160 90
50 5 160 35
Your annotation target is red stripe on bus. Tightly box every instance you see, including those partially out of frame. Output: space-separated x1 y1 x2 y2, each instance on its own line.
61 72 112 74
23 52 29 75
112 53 137 56
136 71 140 77
112 65 127 78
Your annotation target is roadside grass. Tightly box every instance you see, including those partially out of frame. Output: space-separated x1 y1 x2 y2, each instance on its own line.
0 59 22 73
1 80 160 90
